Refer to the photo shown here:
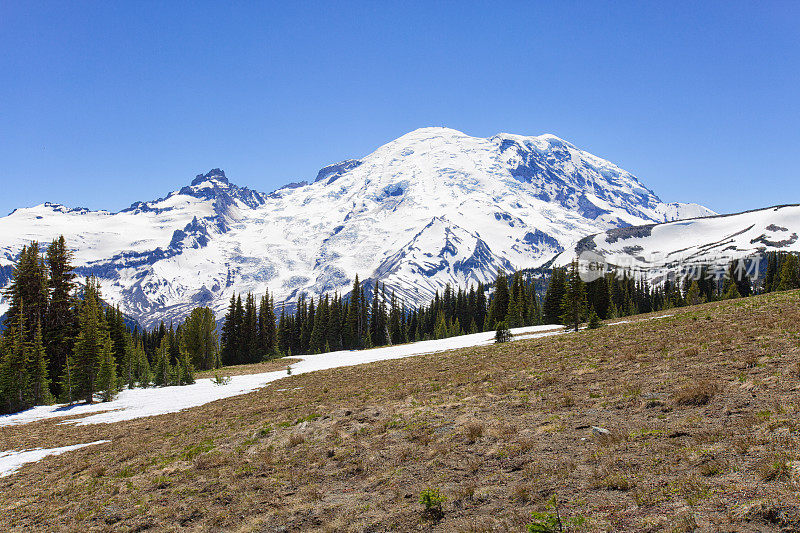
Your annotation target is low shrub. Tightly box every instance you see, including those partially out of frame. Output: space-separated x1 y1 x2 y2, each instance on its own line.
674 380 720 406
419 488 446 520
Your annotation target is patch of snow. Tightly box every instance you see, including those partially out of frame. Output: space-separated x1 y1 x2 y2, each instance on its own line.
0 440 109 477
0 324 560 428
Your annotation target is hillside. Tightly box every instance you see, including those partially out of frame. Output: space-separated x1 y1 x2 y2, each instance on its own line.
1 291 799 531
553 204 800 284
0 127 712 328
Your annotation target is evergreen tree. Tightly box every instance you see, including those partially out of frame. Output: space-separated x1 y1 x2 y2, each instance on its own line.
29 321 51 406
543 268 567 324
389 291 404 345
0 310 31 414
487 271 510 328
587 309 602 330
3 243 48 338
242 293 258 362
44 236 77 398
304 297 317 352
722 282 741 299
153 335 172 387
326 294 343 351
475 284 488 331
277 304 289 355
220 294 239 366
181 307 220 370
63 278 111 404
764 253 779 293
258 290 278 359
560 261 587 332
358 281 370 348
450 317 461 337
585 276 610 319
778 254 800 291
346 275 363 349
95 337 118 402
696 267 716 301
121 335 136 389
525 278 541 325
134 340 152 387
369 283 390 346
309 294 328 353
234 295 245 363
433 310 448 339
175 347 195 386
494 321 511 343
506 274 524 328
685 280 702 306
730 259 752 297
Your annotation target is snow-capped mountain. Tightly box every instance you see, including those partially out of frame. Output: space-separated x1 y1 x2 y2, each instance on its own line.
553 204 800 283
0 127 713 328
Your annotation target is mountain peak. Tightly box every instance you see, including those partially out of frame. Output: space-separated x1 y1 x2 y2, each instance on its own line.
191 169 228 186
393 126 470 141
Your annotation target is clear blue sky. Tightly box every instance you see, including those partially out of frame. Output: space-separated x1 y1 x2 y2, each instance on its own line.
2 1 798 216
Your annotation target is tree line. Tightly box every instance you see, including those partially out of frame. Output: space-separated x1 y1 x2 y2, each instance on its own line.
542 252 800 332
0 237 220 414
219 271 543 362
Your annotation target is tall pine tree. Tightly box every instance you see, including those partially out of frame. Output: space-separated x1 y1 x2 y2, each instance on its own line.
543 268 567 324
63 278 111 404
44 236 77 397
487 271 510 328
560 261 587 332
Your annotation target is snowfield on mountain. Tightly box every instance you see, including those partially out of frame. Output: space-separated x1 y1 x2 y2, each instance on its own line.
0 127 712 328
554 204 800 283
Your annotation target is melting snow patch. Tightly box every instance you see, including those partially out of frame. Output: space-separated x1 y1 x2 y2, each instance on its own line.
0 440 109 478
0 324 560 428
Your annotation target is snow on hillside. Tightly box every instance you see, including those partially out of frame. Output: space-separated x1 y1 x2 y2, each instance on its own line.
0 324 562 429
553 204 800 283
0 441 109 478
0 128 713 328
0 314 677 477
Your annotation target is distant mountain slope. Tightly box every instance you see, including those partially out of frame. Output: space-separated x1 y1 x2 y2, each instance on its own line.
0 127 713 328
553 204 800 283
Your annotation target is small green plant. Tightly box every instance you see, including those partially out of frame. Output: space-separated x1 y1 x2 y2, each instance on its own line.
527 496 564 532
527 496 586 532
180 440 214 461
211 373 231 386
419 488 446 520
495 321 512 343
287 366 292 375
758 453 792 481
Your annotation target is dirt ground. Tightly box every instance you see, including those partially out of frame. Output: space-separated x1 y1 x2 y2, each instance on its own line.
2 290 800 532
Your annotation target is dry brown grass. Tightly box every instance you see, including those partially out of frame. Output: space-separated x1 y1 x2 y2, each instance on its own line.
757 452 793 482
463 421 484 443
1 290 800 531
674 379 721 406
195 357 300 378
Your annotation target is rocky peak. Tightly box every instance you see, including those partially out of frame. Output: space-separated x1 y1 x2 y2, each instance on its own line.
191 168 229 186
